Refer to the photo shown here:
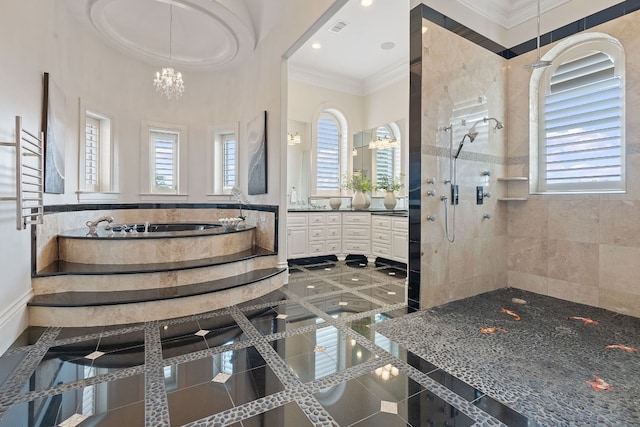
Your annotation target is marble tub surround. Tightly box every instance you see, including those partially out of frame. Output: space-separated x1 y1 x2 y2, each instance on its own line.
58 226 255 265
36 204 277 272
29 268 287 327
32 251 278 295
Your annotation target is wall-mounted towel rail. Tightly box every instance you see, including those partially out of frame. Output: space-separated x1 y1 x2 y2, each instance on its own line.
0 116 44 230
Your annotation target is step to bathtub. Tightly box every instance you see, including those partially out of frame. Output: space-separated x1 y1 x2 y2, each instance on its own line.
28 268 287 327
36 246 275 276
31 253 279 295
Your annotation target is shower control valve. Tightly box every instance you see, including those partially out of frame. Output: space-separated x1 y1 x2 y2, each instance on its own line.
426 190 436 197
482 213 491 220
427 215 437 221
481 170 491 176
426 177 436 185
483 192 492 198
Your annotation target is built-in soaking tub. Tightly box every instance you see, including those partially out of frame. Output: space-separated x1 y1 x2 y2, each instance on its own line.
57 222 255 265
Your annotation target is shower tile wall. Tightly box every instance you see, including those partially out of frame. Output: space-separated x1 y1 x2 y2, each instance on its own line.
418 4 640 318
506 9 640 318
419 18 509 308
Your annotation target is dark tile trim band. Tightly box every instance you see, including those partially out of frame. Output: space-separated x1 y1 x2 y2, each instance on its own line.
417 0 640 58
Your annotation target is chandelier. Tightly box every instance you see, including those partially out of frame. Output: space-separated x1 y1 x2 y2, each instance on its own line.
153 2 184 99
287 132 301 145
368 137 398 150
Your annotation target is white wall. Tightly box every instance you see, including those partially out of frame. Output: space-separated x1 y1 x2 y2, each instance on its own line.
0 0 336 353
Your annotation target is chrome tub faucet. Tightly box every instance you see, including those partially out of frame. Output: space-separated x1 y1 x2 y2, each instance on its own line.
86 215 115 233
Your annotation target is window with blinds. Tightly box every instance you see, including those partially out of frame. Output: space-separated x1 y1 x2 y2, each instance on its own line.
222 134 236 189
316 112 341 192
84 116 99 190
538 40 624 193
150 129 178 192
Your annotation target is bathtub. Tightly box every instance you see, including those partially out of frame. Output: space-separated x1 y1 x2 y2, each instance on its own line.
57 222 255 265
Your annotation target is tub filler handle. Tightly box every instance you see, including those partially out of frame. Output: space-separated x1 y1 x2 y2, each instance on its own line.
86 216 115 233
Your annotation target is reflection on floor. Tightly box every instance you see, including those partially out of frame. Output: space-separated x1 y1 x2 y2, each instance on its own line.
0 259 528 426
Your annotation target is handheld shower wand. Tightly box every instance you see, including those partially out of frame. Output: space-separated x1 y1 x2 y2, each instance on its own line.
454 131 478 159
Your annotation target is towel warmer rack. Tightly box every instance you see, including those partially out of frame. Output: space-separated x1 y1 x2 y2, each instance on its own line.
0 116 44 230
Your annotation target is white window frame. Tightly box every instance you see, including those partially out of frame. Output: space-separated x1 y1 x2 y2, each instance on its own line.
78 107 117 200
530 33 625 194
312 108 348 197
140 121 188 198
207 123 239 196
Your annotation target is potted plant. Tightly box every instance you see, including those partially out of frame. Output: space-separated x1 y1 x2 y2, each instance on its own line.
376 174 404 210
342 172 373 210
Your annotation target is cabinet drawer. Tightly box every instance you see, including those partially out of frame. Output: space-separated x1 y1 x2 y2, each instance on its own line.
326 240 341 253
326 227 341 239
343 213 371 225
372 243 391 256
343 241 370 253
372 216 391 228
288 214 307 226
392 218 408 231
343 226 370 239
308 241 325 255
309 213 326 225
373 230 391 242
309 227 326 240
326 214 341 225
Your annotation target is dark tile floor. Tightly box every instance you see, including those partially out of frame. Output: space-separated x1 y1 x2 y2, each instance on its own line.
0 260 528 426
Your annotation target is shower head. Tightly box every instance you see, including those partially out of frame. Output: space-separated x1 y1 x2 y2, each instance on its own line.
454 132 477 159
484 117 504 130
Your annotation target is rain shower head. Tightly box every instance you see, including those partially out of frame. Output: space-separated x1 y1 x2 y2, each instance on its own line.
484 117 504 130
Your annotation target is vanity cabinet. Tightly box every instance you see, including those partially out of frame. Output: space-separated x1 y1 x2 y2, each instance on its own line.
341 212 371 256
372 215 408 263
287 211 407 264
288 212 341 258
287 213 308 258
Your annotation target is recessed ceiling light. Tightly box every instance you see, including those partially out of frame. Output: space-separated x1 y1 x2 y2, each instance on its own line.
381 41 395 50
311 42 322 49
360 0 374 7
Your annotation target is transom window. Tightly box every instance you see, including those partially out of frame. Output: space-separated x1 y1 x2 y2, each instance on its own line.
532 34 625 194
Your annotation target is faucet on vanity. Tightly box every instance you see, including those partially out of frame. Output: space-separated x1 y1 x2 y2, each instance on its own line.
86 215 115 233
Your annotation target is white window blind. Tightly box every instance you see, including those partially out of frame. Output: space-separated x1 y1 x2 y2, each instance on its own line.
542 51 623 191
316 113 341 191
222 134 236 189
84 116 99 189
151 130 178 192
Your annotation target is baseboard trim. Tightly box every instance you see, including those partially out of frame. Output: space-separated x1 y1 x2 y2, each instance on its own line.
0 290 32 354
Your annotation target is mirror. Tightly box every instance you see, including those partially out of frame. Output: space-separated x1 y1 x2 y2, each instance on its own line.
287 120 311 206
353 120 404 195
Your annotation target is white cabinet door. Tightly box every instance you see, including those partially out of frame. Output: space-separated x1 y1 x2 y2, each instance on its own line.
287 227 308 258
391 231 408 263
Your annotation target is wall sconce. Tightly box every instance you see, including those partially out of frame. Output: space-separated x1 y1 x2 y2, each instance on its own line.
287 132 301 145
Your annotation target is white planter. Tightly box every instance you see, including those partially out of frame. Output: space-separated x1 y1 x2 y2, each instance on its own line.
383 191 397 210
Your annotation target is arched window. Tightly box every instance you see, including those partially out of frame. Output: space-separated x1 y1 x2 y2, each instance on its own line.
531 33 625 194
315 109 347 194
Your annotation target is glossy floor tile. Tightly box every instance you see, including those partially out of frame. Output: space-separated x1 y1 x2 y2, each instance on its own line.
0 261 527 426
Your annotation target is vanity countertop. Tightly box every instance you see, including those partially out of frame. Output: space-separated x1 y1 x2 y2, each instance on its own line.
287 208 408 217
